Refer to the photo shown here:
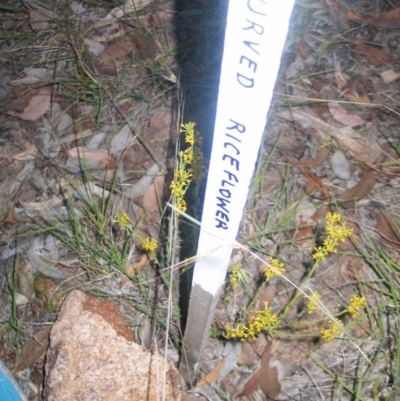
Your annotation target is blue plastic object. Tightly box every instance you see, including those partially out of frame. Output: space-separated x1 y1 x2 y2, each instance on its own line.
0 359 27 401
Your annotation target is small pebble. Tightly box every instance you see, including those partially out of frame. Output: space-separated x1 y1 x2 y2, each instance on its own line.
84 38 105 56
331 150 351 180
57 113 73 133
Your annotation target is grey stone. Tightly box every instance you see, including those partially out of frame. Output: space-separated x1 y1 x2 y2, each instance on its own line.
331 150 351 180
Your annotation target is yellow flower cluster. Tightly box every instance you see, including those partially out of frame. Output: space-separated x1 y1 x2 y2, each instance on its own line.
263 258 285 280
307 291 321 314
225 303 277 341
170 122 205 213
313 213 353 261
347 294 366 318
114 212 130 230
142 237 158 252
321 319 343 341
229 264 250 289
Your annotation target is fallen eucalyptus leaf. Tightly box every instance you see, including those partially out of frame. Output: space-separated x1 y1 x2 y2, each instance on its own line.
15 326 52 373
6 89 50 121
27 248 69 279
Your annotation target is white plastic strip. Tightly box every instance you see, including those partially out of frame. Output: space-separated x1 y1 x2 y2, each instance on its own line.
192 0 295 295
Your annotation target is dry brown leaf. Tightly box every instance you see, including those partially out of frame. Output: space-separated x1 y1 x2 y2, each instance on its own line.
237 340 256 366
354 44 390 66
277 109 359 138
333 134 370 163
234 368 260 397
10 144 37 161
29 9 58 30
67 147 110 165
15 326 52 373
334 63 348 88
347 10 376 24
380 69 400 84
347 8 400 28
10 77 40 86
6 89 51 121
369 207 400 249
309 93 329 121
338 170 375 209
19 196 64 211
259 342 281 399
328 103 366 127
298 33 307 59
143 175 164 213
124 254 150 278
57 129 95 145
148 14 161 28
341 76 371 104
193 357 227 388
98 41 136 65
380 8 400 23
104 0 152 21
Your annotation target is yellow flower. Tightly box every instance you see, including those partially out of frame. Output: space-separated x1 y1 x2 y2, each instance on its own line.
142 237 158 252
320 319 343 341
183 147 193 164
175 169 192 185
180 121 196 134
307 291 321 314
347 295 366 318
185 131 195 145
313 213 353 261
313 246 328 261
176 198 187 213
229 264 249 288
264 258 285 280
170 181 185 197
114 213 130 230
326 223 353 242
326 212 342 224
325 213 353 242
321 328 335 341
322 237 337 253
224 303 277 341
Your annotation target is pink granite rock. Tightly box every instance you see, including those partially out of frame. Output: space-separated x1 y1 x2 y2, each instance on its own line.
44 290 183 401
